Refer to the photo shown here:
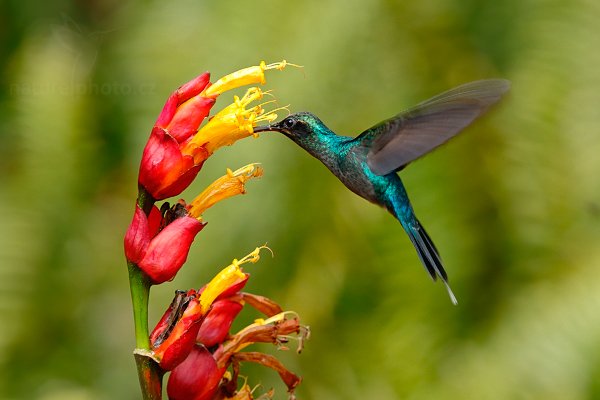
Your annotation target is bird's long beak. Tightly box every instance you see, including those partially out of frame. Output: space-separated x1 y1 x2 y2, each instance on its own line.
253 124 279 133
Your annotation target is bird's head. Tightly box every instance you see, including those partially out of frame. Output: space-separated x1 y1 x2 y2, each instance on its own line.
254 112 330 146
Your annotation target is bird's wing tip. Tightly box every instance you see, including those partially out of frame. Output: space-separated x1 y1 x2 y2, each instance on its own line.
444 282 458 305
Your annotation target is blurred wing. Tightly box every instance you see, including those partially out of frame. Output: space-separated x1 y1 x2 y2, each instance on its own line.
362 79 510 176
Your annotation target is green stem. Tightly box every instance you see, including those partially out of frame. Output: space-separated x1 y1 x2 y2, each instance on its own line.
128 262 164 400
127 186 163 399
128 262 151 349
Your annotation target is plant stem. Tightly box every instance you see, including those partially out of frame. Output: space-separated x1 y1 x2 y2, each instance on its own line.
128 262 151 349
127 186 163 399
134 352 165 400
128 261 164 399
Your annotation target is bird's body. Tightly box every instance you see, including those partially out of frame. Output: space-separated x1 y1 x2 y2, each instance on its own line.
255 80 510 303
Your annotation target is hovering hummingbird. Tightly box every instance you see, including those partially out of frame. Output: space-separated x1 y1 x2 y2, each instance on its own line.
255 79 510 304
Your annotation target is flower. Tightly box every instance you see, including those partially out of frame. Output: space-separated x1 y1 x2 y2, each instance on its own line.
187 164 263 219
124 164 262 283
162 248 309 400
203 60 300 97
124 204 205 284
138 73 212 201
149 248 260 370
168 310 307 400
138 61 294 201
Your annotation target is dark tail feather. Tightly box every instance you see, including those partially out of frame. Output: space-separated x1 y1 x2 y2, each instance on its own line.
406 219 458 305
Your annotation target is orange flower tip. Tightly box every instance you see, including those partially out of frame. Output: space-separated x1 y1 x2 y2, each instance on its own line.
203 60 302 97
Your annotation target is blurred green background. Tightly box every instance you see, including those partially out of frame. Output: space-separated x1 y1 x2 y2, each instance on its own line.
1 0 600 399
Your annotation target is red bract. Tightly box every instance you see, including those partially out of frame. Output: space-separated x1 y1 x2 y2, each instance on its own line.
195 274 248 348
138 72 214 200
124 205 205 284
150 290 191 346
196 299 243 348
157 73 213 142
167 344 226 400
124 205 162 264
151 293 204 371
139 127 210 201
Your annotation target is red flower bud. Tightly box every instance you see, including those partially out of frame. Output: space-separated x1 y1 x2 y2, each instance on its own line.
194 273 248 348
156 73 212 141
151 293 204 371
150 290 194 346
138 73 214 200
167 344 226 400
196 299 243 347
124 205 160 263
139 215 204 284
124 205 205 284
138 127 210 201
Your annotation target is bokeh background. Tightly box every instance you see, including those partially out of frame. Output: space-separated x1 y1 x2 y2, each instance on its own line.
2 0 600 399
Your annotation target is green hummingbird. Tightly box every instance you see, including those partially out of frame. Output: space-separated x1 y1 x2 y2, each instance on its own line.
255 79 510 304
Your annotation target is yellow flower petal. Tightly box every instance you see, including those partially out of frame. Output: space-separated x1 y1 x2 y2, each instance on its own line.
180 88 286 160
199 264 246 314
187 164 263 219
199 246 270 314
203 60 301 97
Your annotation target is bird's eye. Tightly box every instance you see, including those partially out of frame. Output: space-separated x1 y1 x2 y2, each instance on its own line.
282 118 296 129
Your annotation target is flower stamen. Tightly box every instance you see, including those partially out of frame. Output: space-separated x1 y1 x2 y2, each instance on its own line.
181 88 286 160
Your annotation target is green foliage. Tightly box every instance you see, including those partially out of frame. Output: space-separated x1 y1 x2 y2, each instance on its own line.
1 0 599 398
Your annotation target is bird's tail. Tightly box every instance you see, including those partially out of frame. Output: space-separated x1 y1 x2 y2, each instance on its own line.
405 218 458 305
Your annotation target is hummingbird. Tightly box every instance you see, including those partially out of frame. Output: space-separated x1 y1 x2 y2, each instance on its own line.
255 79 510 304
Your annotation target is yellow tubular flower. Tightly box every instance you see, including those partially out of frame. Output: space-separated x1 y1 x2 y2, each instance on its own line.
203 60 301 97
199 246 270 314
187 164 264 219
199 264 246 314
180 87 286 162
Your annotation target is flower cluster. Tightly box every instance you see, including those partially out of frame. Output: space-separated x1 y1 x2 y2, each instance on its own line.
149 248 309 400
137 61 293 201
125 164 263 284
123 61 306 399
126 60 294 283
